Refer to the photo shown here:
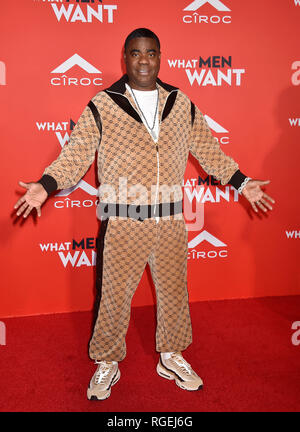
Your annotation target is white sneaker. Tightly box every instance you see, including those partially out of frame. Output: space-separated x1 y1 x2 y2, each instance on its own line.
87 361 120 400
157 352 203 391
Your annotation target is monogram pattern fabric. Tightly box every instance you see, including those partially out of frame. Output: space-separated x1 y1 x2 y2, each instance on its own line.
41 78 240 362
89 217 192 361
43 81 239 205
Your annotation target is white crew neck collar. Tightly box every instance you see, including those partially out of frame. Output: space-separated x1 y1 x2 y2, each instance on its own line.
126 84 158 94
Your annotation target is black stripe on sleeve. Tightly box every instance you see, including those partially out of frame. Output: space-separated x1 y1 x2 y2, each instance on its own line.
88 100 102 141
191 101 195 127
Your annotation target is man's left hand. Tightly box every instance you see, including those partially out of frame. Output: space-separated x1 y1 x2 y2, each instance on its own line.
242 179 275 213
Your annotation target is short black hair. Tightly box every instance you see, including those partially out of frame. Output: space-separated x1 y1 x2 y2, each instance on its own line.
124 28 160 52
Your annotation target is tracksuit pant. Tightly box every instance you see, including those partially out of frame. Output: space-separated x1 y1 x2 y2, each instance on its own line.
88 215 192 362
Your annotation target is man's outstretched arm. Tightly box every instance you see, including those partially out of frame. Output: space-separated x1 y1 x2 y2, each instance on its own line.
14 102 101 218
189 105 275 213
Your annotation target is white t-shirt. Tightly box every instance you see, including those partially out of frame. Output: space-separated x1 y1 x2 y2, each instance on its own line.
126 84 159 142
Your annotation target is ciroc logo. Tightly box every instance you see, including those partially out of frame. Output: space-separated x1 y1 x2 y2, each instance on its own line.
182 0 231 24
188 230 228 260
50 53 103 87
205 114 229 144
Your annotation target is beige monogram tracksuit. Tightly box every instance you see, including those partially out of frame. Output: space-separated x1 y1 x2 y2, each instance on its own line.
38 75 246 361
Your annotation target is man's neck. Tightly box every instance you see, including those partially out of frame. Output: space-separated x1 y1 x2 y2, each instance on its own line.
127 81 157 91
126 84 157 93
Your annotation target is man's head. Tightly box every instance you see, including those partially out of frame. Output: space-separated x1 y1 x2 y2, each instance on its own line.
124 28 161 91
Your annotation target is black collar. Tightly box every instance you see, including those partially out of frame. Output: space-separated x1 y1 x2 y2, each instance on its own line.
106 74 178 94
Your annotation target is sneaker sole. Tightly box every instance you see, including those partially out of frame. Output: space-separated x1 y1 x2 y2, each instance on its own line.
87 368 121 401
157 362 203 391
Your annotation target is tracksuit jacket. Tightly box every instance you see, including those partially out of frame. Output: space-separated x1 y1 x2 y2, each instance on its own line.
38 75 248 361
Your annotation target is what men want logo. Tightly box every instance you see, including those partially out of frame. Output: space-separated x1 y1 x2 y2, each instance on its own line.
36 119 75 147
182 0 231 24
183 175 239 206
39 237 98 268
50 54 103 87
289 117 300 127
35 0 118 24
167 56 245 87
285 230 300 239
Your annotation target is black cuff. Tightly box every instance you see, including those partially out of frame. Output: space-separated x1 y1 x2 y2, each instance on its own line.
37 174 58 196
228 170 248 190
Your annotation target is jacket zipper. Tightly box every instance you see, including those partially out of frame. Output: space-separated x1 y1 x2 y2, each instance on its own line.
153 89 177 223
106 89 177 222
153 144 159 223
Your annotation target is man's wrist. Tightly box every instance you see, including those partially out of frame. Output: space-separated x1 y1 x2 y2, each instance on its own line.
238 177 252 194
37 174 58 196
228 170 251 194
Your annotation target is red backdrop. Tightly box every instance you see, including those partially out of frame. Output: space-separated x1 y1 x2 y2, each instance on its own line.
1 0 299 318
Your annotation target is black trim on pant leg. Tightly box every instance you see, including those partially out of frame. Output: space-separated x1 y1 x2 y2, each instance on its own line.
91 218 109 331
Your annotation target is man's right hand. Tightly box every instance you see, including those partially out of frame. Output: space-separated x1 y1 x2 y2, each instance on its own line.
14 181 48 218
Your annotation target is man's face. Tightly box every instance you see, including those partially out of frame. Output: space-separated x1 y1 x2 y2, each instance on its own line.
124 37 161 91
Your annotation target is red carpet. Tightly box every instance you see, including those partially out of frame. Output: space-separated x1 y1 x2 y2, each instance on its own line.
0 296 299 412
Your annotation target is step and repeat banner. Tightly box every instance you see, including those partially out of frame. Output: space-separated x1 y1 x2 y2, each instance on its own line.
1 1 299 317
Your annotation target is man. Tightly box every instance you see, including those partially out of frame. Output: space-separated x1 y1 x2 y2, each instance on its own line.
14 28 274 400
